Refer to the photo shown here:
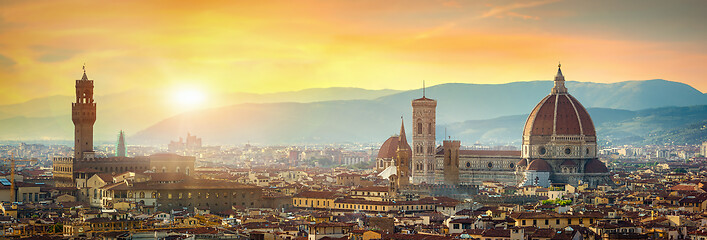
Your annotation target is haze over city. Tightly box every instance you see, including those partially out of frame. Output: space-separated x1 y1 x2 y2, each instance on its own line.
0 1 706 239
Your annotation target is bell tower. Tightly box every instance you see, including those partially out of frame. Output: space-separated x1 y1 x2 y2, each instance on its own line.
411 83 437 183
72 66 96 160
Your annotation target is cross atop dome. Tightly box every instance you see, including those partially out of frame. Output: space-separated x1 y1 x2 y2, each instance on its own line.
551 63 568 94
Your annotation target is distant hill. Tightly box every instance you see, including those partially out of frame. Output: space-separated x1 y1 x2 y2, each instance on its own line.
440 106 707 146
0 87 400 141
1 79 706 144
377 80 707 123
130 100 707 146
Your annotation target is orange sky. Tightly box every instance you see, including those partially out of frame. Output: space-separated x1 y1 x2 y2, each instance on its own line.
0 0 705 104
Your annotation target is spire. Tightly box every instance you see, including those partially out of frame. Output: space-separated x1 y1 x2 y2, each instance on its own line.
551 62 568 94
423 80 426 98
81 63 89 81
117 130 126 157
398 117 409 150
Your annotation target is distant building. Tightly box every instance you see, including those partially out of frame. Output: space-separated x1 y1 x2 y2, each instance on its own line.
168 133 203 152
701 141 707 157
53 68 195 190
116 130 126 157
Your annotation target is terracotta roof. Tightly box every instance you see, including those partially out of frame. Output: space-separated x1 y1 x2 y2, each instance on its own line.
377 136 411 159
294 191 339 199
352 186 389 192
527 159 552 172
523 83 595 137
584 159 609 173
517 159 528 166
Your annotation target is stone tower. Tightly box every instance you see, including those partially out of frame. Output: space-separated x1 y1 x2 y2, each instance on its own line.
72 66 96 160
442 140 460 185
117 130 126 157
395 119 411 189
411 88 437 184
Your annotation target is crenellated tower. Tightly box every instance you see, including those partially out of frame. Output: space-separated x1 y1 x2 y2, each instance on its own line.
72 66 96 160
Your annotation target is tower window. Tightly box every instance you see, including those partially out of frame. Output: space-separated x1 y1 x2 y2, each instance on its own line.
428 123 432 134
417 122 423 135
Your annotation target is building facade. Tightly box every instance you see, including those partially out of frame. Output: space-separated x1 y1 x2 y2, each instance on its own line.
379 65 611 188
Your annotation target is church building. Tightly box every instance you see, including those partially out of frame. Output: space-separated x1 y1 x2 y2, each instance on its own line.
378 64 610 193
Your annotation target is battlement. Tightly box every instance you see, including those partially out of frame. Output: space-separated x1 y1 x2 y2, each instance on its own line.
53 157 74 163
75 80 94 85
72 103 96 107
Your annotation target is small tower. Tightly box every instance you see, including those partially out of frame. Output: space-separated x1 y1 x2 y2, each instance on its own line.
72 65 96 160
411 83 437 184
442 140 460 185
116 130 126 157
395 119 411 188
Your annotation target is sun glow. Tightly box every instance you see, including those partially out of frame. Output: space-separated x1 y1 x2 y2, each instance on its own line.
172 87 206 108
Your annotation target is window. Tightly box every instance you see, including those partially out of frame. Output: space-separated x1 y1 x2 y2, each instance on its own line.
533 220 537 226
522 220 526 225
568 219 572 224
417 122 422 134
556 219 560 224
453 224 460 229
428 123 432 134
545 220 548 225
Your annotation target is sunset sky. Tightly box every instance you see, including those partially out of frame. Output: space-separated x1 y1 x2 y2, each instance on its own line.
0 0 705 105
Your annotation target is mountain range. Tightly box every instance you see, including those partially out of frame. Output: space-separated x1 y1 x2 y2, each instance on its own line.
1 79 705 146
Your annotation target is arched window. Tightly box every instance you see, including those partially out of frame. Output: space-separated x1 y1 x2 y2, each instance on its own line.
428 123 432 134
417 121 423 134
140 192 145 198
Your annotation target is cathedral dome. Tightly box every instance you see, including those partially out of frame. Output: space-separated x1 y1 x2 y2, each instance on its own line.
526 159 551 172
522 66 595 137
584 159 609 173
377 136 411 159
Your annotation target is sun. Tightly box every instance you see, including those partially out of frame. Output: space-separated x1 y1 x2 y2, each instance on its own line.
172 88 206 108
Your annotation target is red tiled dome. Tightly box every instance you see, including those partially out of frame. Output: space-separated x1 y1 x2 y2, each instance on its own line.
584 159 609 173
517 159 528 166
523 93 595 137
526 159 551 172
377 136 411 159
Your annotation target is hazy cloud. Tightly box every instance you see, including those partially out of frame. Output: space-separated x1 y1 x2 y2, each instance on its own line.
0 54 16 67
479 0 561 19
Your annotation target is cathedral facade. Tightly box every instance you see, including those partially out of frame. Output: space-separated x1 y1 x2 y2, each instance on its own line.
53 69 195 189
379 65 610 191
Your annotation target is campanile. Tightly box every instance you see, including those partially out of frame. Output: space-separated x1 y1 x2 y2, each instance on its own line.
411 88 437 183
